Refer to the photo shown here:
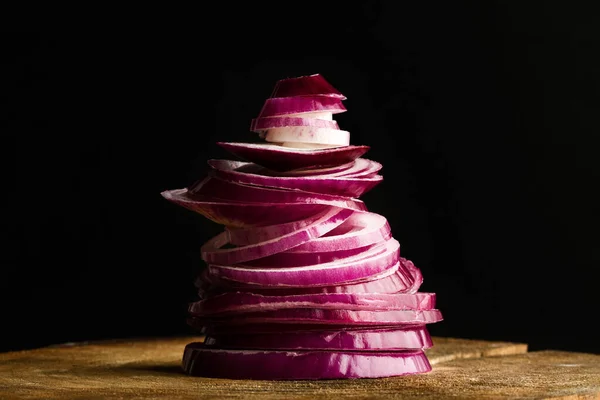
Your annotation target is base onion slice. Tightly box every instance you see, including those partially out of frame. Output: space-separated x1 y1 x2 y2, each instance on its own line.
182 343 431 380
217 142 370 171
203 326 433 351
200 207 353 265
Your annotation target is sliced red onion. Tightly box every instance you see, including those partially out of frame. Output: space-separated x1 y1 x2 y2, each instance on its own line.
217 142 370 171
197 308 443 327
336 160 383 178
197 257 422 296
208 159 382 198
182 343 431 379
161 189 329 228
204 326 432 351
189 292 436 316
259 96 346 118
198 321 424 335
208 159 357 178
274 160 356 176
250 116 339 132
280 142 340 149
163 73 443 380
270 74 346 100
200 207 353 265
322 158 383 178
264 127 350 147
188 176 367 213
291 212 391 253
207 238 399 287
225 208 339 246
284 111 335 120
241 243 377 268
404 258 424 294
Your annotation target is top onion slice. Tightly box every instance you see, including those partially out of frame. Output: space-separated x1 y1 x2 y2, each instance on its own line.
270 74 346 100
201 207 353 265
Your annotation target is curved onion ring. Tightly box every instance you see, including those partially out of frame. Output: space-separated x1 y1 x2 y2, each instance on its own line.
265 127 350 147
250 116 339 132
208 159 382 198
207 238 400 287
259 96 346 118
189 292 436 316
201 207 353 265
203 326 433 351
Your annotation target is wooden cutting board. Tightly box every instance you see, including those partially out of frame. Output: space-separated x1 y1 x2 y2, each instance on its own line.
1 336 599 399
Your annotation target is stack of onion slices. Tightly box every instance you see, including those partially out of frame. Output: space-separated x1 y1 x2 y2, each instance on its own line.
161 73 442 380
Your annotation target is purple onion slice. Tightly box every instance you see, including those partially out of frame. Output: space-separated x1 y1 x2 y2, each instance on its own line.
182 343 431 380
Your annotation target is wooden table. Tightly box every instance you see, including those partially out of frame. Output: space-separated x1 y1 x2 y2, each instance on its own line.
1 336 599 399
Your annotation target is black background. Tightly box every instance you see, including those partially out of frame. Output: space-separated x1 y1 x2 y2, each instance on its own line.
4 2 599 354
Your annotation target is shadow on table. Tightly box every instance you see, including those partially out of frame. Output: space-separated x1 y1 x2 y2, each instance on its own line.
117 364 185 376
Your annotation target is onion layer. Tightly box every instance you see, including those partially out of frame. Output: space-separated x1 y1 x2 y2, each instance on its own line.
161 189 329 228
250 116 339 132
270 74 347 100
265 127 350 147
216 142 370 171
183 343 431 380
196 308 443 327
208 159 382 198
259 96 346 118
203 326 432 351
200 207 353 265
196 259 420 296
189 292 436 316
207 238 400 287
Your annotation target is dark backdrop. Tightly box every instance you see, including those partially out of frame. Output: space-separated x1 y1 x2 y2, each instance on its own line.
4 2 599 354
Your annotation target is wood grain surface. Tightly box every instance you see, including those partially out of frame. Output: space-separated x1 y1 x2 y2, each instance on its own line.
1 336 598 399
